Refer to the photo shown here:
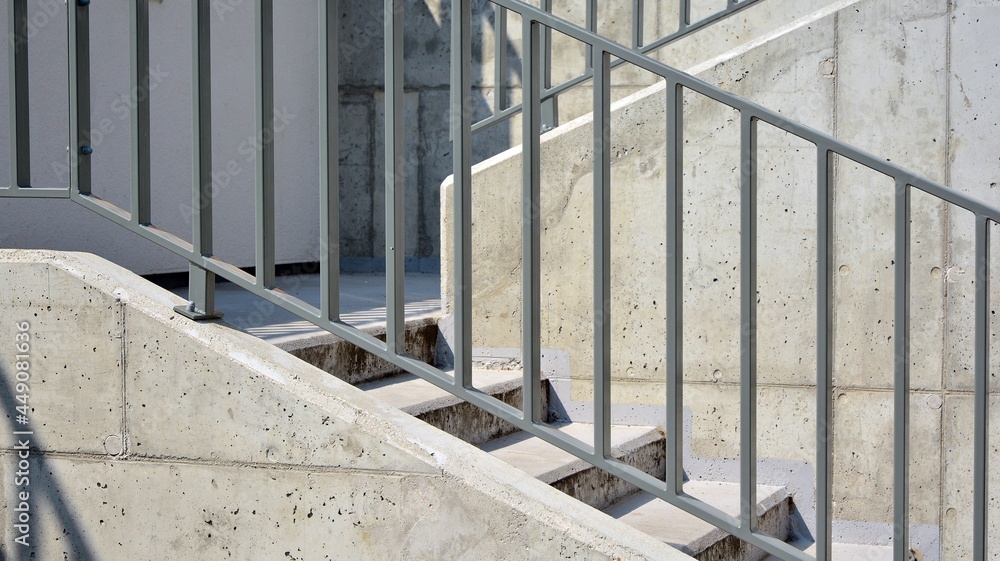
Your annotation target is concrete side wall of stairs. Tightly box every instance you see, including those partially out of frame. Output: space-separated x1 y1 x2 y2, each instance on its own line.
440 0 1000 558
0 250 690 560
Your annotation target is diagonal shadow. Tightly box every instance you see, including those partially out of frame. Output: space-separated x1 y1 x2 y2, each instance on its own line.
1 364 99 561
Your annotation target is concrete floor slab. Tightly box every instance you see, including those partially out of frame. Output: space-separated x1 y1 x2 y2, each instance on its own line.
172 272 441 344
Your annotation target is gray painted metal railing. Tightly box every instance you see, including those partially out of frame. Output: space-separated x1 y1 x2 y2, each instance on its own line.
475 0 768 132
455 2 996 561
0 1 994 560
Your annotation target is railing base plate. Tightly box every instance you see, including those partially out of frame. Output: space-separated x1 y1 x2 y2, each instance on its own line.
173 305 223 321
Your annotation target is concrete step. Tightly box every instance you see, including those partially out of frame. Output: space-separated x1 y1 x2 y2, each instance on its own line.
479 423 665 510
278 317 439 385
604 482 791 561
357 369 549 445
761 541 898 561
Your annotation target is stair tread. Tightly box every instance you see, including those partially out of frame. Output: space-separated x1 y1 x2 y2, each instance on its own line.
603 482 788 554
762 541 894 561
479 423 662 482
357 369 523 415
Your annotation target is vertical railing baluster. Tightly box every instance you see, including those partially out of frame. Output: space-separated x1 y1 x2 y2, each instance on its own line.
178 0 219 320
319 0 340 322
522 16 543 423
539 0 557 130
973 214 990 561
632 0 644 49
8 0 29 188
893 178 911 560
130 0 151 224
679 0 691 29
453 0 473 387
739 112 758 531
255 0 276 289
68 0 91 196
385 0 406 354
494 6 507 113
816 144 834 561
593 46 612 458
584 0 597 70
666 80 685 496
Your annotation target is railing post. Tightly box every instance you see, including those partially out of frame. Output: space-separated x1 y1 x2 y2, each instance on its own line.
539 0 557 130
8 0 30 188
522 16 543 422
68 0 92 197
494 6 508 114
584 0 597 69
739 112 758 531
176 0 220 321
816 145 834 561
631 0 644 49
973 215 991 561
593 46 612 458
130 0 151 225
255 0 276 290
893 179 911 560
665 80 685 496
452 0 474 387
319 0 340 322
385 0 406 354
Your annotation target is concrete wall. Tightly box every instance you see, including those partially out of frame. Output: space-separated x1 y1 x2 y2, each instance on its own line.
0 249 690 560
441 0 1000 558
0 0 840 276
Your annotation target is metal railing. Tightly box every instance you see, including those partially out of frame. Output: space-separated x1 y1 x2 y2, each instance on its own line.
0 1 993 561
454 3 996 561
475 0 768 132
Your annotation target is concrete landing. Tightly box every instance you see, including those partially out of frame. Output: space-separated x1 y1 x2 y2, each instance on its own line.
172 272 440 344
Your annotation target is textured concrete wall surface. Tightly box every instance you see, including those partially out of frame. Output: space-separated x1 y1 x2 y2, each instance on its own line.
0 250 690 560
441 0 1000 557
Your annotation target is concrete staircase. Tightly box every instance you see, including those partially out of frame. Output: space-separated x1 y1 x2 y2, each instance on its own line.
280 320 794 561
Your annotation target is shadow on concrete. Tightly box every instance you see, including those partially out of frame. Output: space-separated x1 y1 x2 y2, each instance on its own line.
0 364 99 561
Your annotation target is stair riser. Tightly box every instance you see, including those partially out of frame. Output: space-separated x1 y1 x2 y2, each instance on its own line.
693 498 790 561
551 440 666 511
416 384 550 446
287 320 438 385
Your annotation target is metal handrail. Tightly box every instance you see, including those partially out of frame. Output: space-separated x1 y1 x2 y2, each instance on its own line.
0 1 992 560
474 0 769 132
454 2 995 561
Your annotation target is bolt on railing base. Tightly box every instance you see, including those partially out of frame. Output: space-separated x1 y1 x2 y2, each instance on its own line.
173 301 223 321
